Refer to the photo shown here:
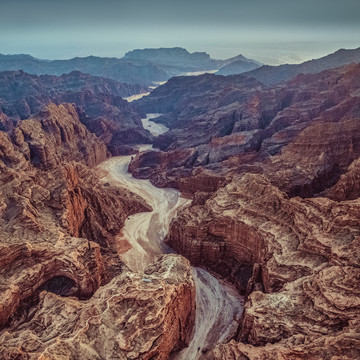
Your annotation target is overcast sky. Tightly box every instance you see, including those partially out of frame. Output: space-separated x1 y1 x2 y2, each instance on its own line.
0 0 359 64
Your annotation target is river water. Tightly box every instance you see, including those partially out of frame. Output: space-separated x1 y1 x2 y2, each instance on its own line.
97 116 243 359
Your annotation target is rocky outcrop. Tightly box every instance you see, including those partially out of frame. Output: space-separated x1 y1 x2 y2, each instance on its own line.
128 146 228 193
61 163 151 248
209 319 360 360
239 265 360 345
166 172 360 357
262 105 360 197
0 110 12 131
0 237 104 328
14 103 108 169
0 104 151 331
0 254 196 360
0 70 153 153
209 266 360 359
324 157 360 201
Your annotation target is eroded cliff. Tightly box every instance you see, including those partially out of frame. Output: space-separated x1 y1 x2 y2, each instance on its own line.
0 70 153 154
131 64 360 199
0 103 150 327
166 172 360 359
0 254 196 360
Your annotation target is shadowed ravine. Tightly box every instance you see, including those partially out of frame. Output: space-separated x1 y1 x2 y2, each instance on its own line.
97 144 243 359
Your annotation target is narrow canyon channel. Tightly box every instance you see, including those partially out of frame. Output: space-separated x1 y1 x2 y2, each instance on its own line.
97 115 243 359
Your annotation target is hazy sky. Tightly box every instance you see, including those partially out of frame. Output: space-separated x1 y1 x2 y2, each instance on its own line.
0 0 359 64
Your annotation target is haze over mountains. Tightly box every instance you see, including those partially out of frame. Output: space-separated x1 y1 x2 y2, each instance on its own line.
1 46 360 89
243 46 360 85
0 48 261 86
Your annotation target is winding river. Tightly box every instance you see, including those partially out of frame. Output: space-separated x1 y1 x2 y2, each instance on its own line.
97 115 243 359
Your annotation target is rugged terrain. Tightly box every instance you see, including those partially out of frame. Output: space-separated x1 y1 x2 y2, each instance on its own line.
132 63 360 197
166 174 360 358
2 47 360 359
0 53 170 86
0 102 196 359
242 46 360 85
1 254 195 360
129 60 360 358
0 70 153 154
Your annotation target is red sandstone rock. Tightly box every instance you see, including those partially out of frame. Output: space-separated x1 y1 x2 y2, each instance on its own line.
14 103 108 169
0 254 196 360
0 104 151 331
324 157 360 201
166 173 360 356
0 70 153 153
131 64 360 199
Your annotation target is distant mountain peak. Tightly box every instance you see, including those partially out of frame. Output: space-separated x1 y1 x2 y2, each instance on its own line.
0 47 263 85
124 47 211 64
242 46 360 85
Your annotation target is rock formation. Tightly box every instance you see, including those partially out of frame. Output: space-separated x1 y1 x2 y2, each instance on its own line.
0 254 196 360
2 47 360 360
15 103 108 169
167 173 360 359
132 64 360 198
0 103 151 330
0 70 153 154
131 62 360 358
323 157 360 201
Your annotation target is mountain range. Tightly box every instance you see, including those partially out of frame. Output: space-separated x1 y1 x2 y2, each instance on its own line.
0 48 261 86
243 47 360 84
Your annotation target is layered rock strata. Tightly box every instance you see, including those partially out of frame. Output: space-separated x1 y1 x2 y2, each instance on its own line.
0 254 196 360
131 64 360 198
0 103 150 330
0 70 153 154
166 173 360 358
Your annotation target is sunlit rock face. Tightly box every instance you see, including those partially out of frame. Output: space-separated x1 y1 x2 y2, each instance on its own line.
0 254 196 360
132 64 360 359
0 103 150 330
166 171 360 358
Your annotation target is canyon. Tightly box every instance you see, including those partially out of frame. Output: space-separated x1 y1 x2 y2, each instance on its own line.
0 103 196 359
0 70 153 155
1 47 360 359
130 61 360 358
